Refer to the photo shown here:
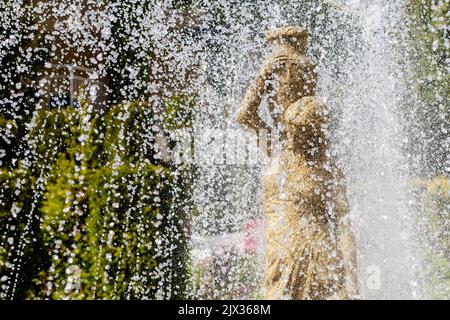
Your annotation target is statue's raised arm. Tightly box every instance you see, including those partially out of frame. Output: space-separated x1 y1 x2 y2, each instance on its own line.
236 59 275 132
237 26 317 136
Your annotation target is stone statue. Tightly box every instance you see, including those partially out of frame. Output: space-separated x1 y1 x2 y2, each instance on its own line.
237 26 358 299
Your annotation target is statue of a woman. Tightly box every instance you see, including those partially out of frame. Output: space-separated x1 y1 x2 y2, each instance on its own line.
237 26 358 299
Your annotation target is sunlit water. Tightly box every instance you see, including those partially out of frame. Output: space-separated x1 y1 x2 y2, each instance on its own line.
189 0 424 299
1 0 445 300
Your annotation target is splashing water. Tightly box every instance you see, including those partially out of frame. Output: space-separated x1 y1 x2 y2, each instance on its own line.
189 0 431 299
1 0 447 300
329 0 420 299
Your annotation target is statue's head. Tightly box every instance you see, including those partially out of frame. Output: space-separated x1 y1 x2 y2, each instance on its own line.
266 26 309 53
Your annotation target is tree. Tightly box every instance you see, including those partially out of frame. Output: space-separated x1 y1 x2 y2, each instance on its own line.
405 0 449 176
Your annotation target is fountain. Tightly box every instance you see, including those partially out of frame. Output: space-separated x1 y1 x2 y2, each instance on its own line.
0 0 448 300
185 0 446 300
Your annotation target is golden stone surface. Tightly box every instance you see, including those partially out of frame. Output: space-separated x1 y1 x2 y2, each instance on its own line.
237 27 358 300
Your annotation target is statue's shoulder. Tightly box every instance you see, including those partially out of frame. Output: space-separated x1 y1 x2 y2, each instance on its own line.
302 96 329 117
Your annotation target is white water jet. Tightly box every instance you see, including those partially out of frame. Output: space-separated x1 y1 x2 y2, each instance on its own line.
329 0 421 299
189 0 424 299
2 0 444 300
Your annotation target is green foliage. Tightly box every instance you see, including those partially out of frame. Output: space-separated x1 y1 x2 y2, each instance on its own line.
106 1 155 103
405 0 449 174
0 246 6 274
1 98 192 299
37 161 170 299
102 102 156 163
163 94 195 132
406 0 448 85
28 101 185 299
404 0 449 298
0 116 17 167
0 1 51 169
1 0 194 300
413 176 450 299
0 160 47 299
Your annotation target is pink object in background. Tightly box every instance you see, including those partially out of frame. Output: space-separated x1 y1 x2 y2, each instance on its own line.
244 218 264 254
